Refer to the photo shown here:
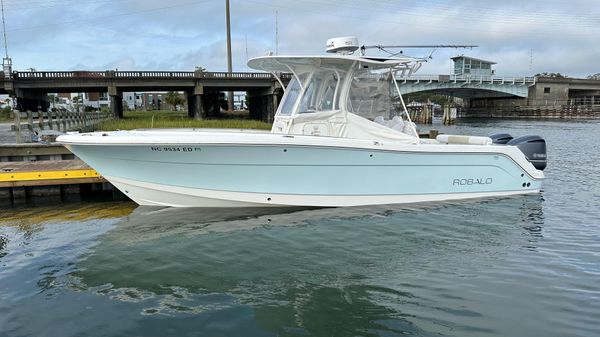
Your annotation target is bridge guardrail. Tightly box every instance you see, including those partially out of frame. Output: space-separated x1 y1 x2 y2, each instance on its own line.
9 71 291 80
398 74 536 84
12 109 112 143
201 72 272 79
114 71 194 78
15 71 108 79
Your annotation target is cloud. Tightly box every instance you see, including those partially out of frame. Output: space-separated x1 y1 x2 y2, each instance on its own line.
1 0 598 77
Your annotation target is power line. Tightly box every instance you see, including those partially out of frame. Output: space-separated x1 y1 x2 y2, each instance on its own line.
345 0 600 25
4 0 120 11
243 0 600 34
7 0 215 32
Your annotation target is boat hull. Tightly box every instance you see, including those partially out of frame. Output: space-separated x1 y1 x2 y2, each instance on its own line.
106 175 539 207
62 136 543 207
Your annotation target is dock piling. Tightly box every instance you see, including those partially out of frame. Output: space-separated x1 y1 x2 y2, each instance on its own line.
37 110 44 131
14 109 21 144
48 109 54 130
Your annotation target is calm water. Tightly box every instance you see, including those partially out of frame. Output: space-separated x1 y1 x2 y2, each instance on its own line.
1 120 599 337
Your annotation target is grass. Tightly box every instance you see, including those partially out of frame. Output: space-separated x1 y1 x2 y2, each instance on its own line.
93 110 272 131
0 110 12 122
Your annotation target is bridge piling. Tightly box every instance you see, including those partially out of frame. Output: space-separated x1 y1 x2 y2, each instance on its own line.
14 90 49 112
247 88 282 123
187 86 205 119
107 85 123 119
109 93 123 119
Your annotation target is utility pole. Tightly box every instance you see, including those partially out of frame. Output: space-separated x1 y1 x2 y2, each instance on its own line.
275 10 279 55
225 0 233 111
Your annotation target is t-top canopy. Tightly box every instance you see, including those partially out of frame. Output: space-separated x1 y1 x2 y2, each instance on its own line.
248 55 423 73
248 55 422 143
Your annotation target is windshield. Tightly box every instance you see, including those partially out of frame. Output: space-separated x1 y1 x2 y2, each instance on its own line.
298 69 341 113
278 68 345 116
278 78 300 116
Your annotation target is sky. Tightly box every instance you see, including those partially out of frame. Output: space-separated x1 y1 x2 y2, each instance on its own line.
2 0 599 77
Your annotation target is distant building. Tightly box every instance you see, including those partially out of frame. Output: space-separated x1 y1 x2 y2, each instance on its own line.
452 55 496 77
58 93 71 100
233 92 246 110
123 92 143 110
113 92 190 111
139 92 165 110
55 93 73 111
83 92 110 109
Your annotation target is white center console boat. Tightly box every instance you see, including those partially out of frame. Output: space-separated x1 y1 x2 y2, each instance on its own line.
58 37 546 207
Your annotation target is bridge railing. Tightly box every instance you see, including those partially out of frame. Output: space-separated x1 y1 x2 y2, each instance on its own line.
114 71 194 78
10 70 289 80
399 74 536 84
15 71 108 79
12 109 112 143
201 72 273 79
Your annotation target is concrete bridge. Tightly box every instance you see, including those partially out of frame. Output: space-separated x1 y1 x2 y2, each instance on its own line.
397 74 536 99
1 70 290 121
3 68 599 120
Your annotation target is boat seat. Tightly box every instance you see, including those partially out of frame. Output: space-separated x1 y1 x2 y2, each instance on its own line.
436 135 492 145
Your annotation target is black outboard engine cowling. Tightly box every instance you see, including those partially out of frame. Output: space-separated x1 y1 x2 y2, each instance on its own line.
489 133 514 144
507 135 547 170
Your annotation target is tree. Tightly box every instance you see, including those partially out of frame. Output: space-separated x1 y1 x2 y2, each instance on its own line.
535 72 568 78
404 92 454 106
164 91 185 111
587 73 600 80
47 94 59 109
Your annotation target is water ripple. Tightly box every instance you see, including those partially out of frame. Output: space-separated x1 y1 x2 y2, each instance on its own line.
1 120 600 337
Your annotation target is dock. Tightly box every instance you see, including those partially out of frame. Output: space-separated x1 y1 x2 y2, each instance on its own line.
0 160 103 188
0 143 73 161
0 143 122 204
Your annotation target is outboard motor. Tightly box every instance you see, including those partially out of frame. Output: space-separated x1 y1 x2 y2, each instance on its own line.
489 133 514 144
507 135 547 170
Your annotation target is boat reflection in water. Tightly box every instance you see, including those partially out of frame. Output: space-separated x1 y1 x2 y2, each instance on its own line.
65 195 544 336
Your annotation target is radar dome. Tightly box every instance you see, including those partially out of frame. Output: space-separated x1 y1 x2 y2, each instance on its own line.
326 36 359 54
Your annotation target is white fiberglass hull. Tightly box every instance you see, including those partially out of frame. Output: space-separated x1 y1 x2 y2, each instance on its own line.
106 175 539 207
59 130 544 208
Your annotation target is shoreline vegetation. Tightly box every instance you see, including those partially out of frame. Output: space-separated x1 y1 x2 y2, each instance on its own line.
0 107 12 122
93 110 272 131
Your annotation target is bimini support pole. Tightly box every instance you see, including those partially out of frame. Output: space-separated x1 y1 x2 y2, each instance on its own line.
270 72 286 94
392 70 420 143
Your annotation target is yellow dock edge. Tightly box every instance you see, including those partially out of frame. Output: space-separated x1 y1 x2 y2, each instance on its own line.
0 169 101 183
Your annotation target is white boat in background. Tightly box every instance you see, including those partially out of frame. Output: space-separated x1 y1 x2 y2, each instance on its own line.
58 37 546 207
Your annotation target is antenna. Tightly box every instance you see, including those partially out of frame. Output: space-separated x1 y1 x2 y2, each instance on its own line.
1 0 11 80
275 10 279 55
529 49 533 72
360 44 478 56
